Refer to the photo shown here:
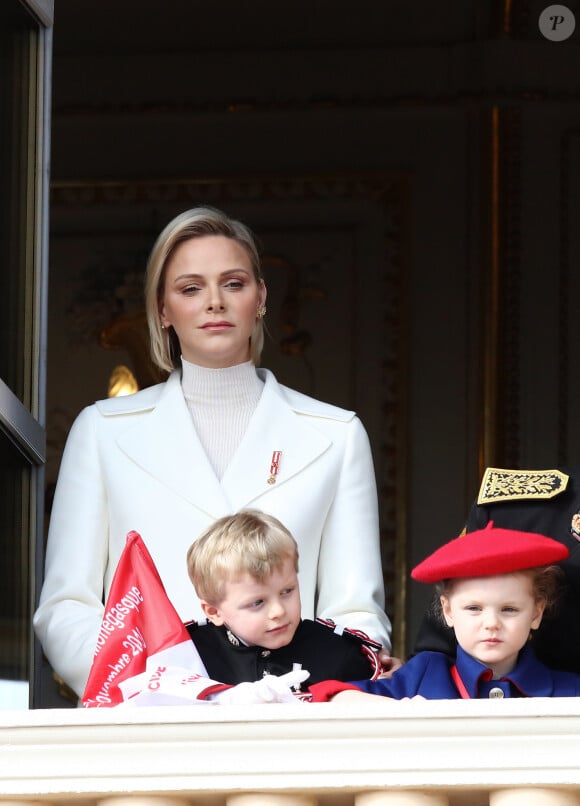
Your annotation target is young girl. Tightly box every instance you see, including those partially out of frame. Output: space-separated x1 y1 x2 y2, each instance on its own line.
310 522 580 701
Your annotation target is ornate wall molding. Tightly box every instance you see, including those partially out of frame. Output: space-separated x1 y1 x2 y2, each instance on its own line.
52 89 580 121
558 128 580 465
498 107 523 469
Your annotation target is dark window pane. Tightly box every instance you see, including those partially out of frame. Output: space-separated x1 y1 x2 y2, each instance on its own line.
0 4 37 406
0 429 31 684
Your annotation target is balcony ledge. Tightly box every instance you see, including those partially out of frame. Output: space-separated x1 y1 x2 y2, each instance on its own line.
2 698 580 802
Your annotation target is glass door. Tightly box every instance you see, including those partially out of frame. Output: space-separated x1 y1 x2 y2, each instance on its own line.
0 0 52 708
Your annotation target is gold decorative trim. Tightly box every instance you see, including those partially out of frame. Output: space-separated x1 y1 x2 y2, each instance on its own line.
558 129 580 464
481 106 523 472
481 106 501 474
477 467 569 505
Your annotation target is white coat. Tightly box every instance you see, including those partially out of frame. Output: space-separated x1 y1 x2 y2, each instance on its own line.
34 368 391 696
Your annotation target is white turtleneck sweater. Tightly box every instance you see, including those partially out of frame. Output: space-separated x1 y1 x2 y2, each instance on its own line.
181 359 264 479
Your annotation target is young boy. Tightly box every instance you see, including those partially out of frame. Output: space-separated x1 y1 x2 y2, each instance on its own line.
185 509 382 691
310 522 580 702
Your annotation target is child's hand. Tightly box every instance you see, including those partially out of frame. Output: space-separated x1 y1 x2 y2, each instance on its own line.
378 648 404 678
212 669 310 704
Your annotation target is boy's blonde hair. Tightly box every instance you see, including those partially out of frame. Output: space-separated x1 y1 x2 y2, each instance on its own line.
186 509 299 605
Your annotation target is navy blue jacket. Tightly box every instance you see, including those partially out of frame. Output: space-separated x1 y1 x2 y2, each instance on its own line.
352 645 580 699
186 618 381 686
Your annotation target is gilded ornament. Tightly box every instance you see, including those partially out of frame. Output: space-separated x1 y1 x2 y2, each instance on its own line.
226 629 240 647
477 467 569 505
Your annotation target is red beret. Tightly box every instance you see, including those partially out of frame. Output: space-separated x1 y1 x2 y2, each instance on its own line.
411 521 570 583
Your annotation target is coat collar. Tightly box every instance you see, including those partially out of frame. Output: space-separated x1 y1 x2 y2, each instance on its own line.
106 369 332 519
455 643 553 698
220 369 332 510
213 620 308 655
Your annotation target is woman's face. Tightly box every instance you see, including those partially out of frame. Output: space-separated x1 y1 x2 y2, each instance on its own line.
159 234 266 368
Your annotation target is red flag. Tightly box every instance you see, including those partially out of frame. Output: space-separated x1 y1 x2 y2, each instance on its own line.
82 530 208 707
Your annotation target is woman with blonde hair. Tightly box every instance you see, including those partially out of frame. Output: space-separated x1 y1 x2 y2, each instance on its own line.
34 206 394 699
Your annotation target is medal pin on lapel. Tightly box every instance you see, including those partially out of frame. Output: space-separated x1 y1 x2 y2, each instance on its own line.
267 451 282 485
571 511 580 541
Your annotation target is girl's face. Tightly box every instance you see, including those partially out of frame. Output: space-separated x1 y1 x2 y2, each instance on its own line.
441 572 545 679
159 234 266 368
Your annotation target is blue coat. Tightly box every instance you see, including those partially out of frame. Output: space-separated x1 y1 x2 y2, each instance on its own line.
352 645 580 699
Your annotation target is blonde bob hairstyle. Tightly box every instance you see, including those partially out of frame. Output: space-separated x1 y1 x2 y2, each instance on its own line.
145 206 265 374
186 509 299 606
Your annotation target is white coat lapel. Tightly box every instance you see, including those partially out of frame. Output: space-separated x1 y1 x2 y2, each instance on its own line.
115 373 232 518
221 370 331 511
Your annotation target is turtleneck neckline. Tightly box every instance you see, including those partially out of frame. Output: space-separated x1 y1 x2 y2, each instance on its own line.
181 359 263 404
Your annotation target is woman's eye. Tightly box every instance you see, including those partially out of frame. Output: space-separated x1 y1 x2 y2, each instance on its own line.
181 284 200 294
224 279 244 290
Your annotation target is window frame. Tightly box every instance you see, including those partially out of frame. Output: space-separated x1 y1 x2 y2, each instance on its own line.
0 0 53 707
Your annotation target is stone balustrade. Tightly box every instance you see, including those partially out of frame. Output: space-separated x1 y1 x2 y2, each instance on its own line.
2 698 580 805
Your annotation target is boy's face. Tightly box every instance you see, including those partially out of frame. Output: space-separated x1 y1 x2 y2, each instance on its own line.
201 556 301 649
440 572 545 679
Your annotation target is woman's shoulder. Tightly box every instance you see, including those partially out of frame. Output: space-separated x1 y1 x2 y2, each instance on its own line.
91 373 176 417
259 368 356 423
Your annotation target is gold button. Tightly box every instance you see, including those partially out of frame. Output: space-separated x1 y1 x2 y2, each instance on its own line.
489 687 504 699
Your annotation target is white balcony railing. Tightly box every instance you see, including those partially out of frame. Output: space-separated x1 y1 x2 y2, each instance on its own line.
2 698 580 805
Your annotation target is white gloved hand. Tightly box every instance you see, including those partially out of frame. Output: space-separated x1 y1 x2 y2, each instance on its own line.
211 668 310 705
